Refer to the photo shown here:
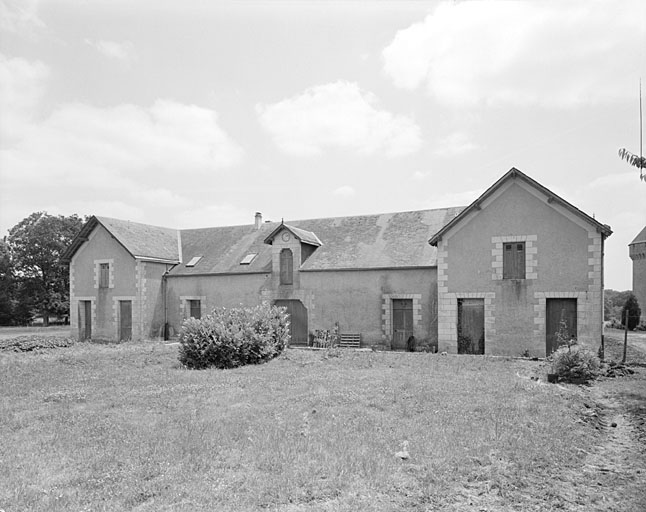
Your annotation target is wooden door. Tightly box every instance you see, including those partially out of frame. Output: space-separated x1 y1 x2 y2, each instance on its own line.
78 301 91 341
119 300 132 341
546 299 577 355
392 299 413 351
274 300 308 345
457 299 485 354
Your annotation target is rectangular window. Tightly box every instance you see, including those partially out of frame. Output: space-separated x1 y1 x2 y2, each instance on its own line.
503 242 525 279
188 299 201 319
99 263 110 288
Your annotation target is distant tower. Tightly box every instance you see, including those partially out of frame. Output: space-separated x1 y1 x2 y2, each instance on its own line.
629 226 646 322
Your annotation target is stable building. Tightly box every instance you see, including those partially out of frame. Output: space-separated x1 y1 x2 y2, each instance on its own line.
62 168 612 357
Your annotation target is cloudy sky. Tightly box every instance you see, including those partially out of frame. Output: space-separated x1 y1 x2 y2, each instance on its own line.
0 0 644 290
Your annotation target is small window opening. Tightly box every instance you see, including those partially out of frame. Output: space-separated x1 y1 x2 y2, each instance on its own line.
99 263 110 288
186 256 202 267
280 248 293 285
240 253 257 265
188 299 201 319
503 241 525 279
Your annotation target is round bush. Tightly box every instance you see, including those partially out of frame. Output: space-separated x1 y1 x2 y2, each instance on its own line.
178 303 290 369
552 346 600 383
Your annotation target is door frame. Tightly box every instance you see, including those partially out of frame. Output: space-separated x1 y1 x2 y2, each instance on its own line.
119 300 133 342
78 300 92 341
392 298 414 351
546 298 577 355
457 298 485 355
273 299 308 345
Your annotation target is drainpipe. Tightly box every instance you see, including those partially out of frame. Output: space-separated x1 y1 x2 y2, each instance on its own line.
162 264 177 340
600 234 605 359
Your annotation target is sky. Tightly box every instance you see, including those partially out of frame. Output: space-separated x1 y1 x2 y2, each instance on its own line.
0 0 645 291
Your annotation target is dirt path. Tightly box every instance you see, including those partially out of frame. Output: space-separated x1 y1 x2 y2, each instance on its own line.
549 366 646 511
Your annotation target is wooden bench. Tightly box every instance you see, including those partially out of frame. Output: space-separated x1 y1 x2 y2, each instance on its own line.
339 333 361 348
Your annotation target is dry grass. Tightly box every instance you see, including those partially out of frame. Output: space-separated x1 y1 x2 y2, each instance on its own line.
0 341 604 511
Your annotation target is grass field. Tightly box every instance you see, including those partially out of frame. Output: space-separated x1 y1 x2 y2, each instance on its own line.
0 333 644 511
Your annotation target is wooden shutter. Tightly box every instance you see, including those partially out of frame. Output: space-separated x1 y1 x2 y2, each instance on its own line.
503 242 525 279
99 263 110 288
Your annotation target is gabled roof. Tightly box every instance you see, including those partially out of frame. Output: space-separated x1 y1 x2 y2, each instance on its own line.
630 226 646 245
264 223 323 247
429 167 613 246
170 207 463 276
61 216 180 263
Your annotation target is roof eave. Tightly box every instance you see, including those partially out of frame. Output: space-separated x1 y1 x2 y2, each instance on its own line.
428 167 613 246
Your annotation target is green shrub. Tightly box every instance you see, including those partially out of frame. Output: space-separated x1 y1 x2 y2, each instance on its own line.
552 346 600 383
178 303 290 369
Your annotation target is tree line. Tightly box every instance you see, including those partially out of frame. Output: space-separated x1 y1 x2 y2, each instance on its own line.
0 212 84 326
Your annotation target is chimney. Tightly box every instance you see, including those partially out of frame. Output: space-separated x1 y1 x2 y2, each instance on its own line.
254 212 262 230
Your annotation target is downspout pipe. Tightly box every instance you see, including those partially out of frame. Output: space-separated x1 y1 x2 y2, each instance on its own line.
162 264 177 341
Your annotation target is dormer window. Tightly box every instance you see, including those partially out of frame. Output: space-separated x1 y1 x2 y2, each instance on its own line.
280 248 293 285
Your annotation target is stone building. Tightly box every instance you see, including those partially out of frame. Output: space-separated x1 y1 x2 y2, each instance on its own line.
629 226 646 322
62 168 612 356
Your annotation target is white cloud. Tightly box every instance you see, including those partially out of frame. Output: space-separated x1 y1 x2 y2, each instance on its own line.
174 203 251 229
2 99 243 178
412 170 431 181
85 39 136 62
0 53 49 141
0 70 245 234
383 0 646 107
427 189 481 209
333 185 356 197
0 0 45 37
433 132 479 157
257 80 422 157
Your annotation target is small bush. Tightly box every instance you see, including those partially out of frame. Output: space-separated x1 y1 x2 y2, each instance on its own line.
178 303 290 369
552 346 600 383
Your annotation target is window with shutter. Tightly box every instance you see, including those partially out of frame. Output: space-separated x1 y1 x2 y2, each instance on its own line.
503 242 525 279
99 263 110 288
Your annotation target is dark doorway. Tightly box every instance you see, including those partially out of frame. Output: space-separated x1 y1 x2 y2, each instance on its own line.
119 300 132 341
392 299 413 351
274 299 308 345
78 301 92 341
546 298 577 355
457 299 485 354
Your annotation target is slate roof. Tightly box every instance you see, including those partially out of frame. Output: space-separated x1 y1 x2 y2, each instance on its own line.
61 216 180 263
170 207 463 276
630 226 646 245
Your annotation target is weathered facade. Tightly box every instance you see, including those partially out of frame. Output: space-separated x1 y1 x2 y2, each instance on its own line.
629 226 646 322
62 168 612 356
429 169 612 356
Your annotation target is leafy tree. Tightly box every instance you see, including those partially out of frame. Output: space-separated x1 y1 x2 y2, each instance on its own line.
621 293 641 331
7 212 84 325
604 289 633 321
0 239 14 325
